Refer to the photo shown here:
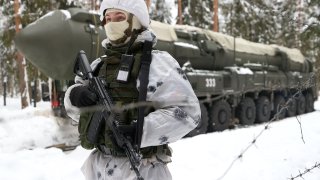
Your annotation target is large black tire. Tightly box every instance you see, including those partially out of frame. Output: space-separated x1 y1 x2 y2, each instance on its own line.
272 95 286 120
296 94 306 115
286 97 297 117
187 103 209 137
305 92 314 113
237 97 256 125
255 96 271 123
210 100 231 131
53 107 61 117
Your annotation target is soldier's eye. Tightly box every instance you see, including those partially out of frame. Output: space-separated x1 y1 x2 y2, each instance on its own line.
117 16 126 21
105 16 111 23
115 13 126 22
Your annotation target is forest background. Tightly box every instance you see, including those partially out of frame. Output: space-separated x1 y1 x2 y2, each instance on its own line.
0 0 319 108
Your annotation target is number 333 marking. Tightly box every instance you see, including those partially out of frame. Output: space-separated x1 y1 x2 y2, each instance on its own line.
205 78 216 87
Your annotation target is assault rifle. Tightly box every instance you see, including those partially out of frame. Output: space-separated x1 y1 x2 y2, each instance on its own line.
74 50 144 180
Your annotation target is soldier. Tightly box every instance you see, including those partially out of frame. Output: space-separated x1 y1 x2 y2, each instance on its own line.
64 0 201 179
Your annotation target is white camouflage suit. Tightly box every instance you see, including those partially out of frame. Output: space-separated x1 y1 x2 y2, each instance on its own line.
64 0 201 179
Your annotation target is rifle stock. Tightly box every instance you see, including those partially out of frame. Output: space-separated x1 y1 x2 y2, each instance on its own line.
74 50 144 180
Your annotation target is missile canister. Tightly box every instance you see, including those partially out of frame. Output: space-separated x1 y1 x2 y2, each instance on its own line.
15 8 311 80
15 8 106 80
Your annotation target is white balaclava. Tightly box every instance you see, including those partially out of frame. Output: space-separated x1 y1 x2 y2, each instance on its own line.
103 9 141 45
99 0 150 45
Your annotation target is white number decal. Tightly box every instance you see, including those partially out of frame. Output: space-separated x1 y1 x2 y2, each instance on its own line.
205 78 216 87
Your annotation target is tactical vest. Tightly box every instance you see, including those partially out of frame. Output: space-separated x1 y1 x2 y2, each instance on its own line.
78 43 170 158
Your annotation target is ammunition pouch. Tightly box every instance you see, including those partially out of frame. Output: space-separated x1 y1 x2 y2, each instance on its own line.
78 111 137 151
78 112 95 150
79 111 171 159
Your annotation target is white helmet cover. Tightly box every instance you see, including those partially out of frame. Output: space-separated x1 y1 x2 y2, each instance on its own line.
99 0 150 28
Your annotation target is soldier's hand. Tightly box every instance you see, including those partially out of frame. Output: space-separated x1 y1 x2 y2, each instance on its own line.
70 86 98 107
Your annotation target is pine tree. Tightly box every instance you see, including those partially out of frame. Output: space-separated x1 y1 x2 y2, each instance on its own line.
220 0 276 44
300 0 320 58
150 0 172 24
273 0 298 48
299 0 320 79
0 0 23 101
272 0 319 71
181 0 213 29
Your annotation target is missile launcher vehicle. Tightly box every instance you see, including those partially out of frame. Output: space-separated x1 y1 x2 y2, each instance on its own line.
15 8 318 136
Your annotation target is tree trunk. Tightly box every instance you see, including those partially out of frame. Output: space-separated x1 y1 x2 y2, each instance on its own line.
177 0 182 24
213 0 219 32
14 0 29 109
145 0 151 10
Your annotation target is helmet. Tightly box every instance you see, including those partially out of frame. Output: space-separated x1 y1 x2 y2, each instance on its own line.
99 0 150 28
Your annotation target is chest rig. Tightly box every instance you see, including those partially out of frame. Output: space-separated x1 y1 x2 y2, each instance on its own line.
78 41 170 158
94 43 143 152
102 46 141 123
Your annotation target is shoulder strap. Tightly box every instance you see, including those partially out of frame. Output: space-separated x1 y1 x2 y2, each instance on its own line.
135 41 153 148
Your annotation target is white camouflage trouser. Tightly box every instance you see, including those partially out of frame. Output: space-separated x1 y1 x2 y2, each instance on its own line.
81 149 172 180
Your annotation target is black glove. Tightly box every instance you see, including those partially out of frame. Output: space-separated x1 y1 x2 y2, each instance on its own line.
70 85 98 107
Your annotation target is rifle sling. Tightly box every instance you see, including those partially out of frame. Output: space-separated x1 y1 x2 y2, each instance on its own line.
135 41 153 148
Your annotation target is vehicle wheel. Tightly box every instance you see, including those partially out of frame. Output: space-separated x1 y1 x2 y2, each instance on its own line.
255 96 271 123
305 92 314 113
296 94 306 115
237 97 256 125
187 103 209 137
272 95 286 120
53 108 61 117
60 106 68 118
286 97 297 117
210 100 231 131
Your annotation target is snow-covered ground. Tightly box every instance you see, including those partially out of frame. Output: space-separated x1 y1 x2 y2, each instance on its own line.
0 96 319 180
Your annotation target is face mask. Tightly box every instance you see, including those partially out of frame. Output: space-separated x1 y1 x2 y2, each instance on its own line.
103 9 142 45
104 20 130 42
